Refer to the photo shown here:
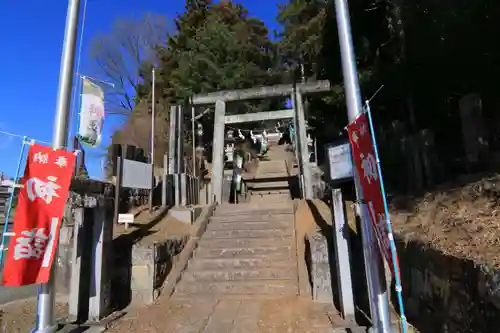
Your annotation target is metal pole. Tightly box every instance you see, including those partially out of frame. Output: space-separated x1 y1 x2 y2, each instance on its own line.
34 0 80 331
149 68 155 212
332 0 393 331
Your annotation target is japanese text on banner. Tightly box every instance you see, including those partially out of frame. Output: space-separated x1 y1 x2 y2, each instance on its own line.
2 144 76 286
346 113 394 274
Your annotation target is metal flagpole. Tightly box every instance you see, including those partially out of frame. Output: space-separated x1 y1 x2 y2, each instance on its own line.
34 0 81 331
149 68 156 212
332 0 393 331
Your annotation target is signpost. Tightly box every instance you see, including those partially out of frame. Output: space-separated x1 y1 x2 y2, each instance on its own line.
325 140 353 183
118 213 134 230
324 140 355 320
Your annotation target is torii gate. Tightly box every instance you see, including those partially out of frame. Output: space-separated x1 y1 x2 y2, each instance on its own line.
191 80 331 203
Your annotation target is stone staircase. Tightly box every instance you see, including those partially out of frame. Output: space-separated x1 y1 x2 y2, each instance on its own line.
172 202 298 299
245 158 293 198
137 145 369 332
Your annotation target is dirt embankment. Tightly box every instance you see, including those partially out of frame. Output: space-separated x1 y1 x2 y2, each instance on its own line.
390 174 500 268
113 206 193 245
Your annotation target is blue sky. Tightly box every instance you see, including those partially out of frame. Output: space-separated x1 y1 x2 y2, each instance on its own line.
0 0 281 180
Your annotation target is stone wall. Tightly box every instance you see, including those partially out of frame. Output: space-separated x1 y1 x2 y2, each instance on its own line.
394 236 500 333
113 235 189 308
55 223 73 296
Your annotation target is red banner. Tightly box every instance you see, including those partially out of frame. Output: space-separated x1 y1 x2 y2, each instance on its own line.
346 114 394 274
2 144 76 286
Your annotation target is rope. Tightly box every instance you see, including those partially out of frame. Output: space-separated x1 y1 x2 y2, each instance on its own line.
0 130 55 147
225 119 294 133
0 130 81 154
68 0 89 150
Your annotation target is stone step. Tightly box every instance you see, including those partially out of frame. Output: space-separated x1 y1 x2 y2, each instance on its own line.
182 267 297 281
214 207 293 216
250 193 291 198
188 257 296 271
249 191 291 197
197 237 293 249
206 221 292 232
210 213 293 223
248 181 289 189
174 279 298 296
195 246 293 259
203 228 293 239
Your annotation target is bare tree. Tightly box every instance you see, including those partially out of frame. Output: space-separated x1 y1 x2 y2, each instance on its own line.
89 13 169 114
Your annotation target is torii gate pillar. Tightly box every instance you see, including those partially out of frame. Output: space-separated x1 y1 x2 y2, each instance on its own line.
211 100 226 203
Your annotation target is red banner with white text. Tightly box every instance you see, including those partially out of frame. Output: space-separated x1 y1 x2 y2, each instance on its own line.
2 144 76 286
346 113 395 275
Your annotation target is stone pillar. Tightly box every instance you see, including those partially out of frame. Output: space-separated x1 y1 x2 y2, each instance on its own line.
176 105 185 174
67 191 113 323
307 232 333 303
180 173 187 206
168 106 177 175
293 91 313 199
162 154 168 207
68 206 83 322
174 174 180 207
459 93 489 169
211 100 226 203
88 197 113 322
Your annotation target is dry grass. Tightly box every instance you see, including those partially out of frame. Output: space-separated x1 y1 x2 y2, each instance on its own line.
391 174 500 268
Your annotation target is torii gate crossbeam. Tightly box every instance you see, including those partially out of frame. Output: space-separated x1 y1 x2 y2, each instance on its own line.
224 109 294 124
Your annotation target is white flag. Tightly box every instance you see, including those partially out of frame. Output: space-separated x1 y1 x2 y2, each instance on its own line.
77 78 105 148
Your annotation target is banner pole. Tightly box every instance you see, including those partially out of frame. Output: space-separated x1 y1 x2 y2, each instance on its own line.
365 101 408 333
332 0 393 331
34 0 81 331
149 68 155 212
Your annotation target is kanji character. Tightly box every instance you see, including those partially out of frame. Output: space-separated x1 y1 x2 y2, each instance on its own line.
360 152 378 184
351 131 359 146
33 152 49 164
54 156 67 168
359 123 368 137
13 228 49 260
26 176 61 204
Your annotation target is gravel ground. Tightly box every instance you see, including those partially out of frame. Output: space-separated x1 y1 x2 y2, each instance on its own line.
0 297 68 333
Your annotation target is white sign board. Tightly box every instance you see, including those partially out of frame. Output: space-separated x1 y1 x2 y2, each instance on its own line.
326 142 353 182
121 159 153 189
118 214 134 224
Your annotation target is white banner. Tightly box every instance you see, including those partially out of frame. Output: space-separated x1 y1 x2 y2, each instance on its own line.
78 78 105 148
